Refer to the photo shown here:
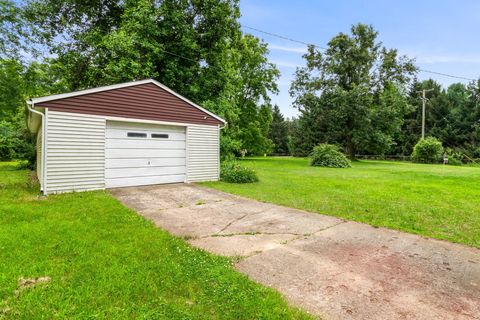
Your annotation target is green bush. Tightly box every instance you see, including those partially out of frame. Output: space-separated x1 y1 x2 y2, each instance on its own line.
411 137 443 163
220 161 259 183
310 144 351 168
445 148 464 166
447 157 463 166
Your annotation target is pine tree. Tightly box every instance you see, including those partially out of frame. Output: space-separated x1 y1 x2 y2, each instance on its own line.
268 105 289 155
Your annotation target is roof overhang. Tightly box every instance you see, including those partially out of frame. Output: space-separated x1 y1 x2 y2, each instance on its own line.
29 79 226 124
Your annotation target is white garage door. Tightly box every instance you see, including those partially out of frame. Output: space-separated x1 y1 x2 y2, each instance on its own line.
105 121 186 188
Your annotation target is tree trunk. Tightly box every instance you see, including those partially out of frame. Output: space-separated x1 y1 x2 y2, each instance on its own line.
345 135 355 159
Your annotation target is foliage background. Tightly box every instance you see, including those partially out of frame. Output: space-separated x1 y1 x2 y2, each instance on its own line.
0 0 479 166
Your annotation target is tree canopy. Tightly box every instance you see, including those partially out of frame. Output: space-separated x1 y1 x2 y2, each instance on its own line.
290 24 417 158
0 0 26 58
1 2 479 165
394 79 480 159
20 0 279 156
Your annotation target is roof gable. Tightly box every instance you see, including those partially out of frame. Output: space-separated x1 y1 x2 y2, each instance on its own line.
31 79 225 126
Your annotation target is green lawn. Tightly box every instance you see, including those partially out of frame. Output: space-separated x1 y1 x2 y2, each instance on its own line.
0 162 311 319
202 157 480 248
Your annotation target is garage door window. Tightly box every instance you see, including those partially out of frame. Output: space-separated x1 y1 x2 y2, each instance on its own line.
127 132 147 138
151 133 169 139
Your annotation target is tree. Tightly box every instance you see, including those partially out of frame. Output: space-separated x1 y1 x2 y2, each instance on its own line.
290 24 416 158
0 58 69 166
395 79 480 159
445 81 480 157
464 80 480 157
286 117 306 156
232 35 278 155
0 0 26 58
0 59 24 118
268 105 289 155
25 0 279 157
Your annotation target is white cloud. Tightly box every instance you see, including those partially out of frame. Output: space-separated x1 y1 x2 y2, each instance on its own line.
268 44 308 54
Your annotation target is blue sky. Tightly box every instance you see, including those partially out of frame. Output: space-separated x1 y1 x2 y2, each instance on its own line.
239 0 480 118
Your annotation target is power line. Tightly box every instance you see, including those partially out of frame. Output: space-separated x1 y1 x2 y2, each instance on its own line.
413 93 479 164
242 25 479 163
416 69 475 81
242 25 478 82
144 26 478 83
154 26 478 163
243 26 327 50
148 27 478 83
157 48 199 64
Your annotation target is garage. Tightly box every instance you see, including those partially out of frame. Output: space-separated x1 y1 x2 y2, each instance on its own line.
105 121 187 188
26 79 225 194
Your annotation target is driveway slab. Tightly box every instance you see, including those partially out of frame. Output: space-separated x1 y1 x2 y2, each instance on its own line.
190 234 297 257
111 184 480 320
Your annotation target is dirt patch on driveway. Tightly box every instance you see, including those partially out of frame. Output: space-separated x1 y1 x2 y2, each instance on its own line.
111 184 480 320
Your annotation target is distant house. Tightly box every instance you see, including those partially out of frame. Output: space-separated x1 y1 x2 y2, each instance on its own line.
27 79 225 195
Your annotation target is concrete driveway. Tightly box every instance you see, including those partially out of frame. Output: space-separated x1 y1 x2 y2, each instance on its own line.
111 184 480 320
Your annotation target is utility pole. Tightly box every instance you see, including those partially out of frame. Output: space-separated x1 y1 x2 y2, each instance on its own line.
417 89 434 139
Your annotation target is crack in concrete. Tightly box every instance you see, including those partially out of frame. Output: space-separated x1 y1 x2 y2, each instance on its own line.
259 220 349 247
200 216 347 244
204 231 307 238
311 220 348 235
218 214 248 234
213 206 276 236
235 249 266 261
279 234 306 246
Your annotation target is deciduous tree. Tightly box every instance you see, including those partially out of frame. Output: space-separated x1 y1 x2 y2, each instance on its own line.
25 0 279 156
290 24 416 158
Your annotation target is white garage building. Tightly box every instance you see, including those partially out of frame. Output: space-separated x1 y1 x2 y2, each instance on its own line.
27 79 225 195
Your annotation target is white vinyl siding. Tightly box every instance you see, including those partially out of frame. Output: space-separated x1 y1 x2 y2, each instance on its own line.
45 111 106 193
41 111 220 193
105 121 186 188
187 124 220 182
36 123 42 183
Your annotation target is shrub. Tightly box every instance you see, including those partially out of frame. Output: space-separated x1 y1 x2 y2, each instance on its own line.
447 157 463 166
310 144 351 168
411 137 443 163
220 161 259 183
445 148 464 166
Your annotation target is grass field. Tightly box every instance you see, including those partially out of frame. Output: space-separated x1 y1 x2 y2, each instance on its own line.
0 162 310 319
202 158 480 248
